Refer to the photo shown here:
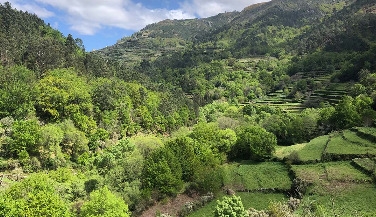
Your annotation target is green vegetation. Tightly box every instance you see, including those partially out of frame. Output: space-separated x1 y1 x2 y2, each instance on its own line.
292 161 372 195
295 135 329 162
80 186 131 217
274 135 329 163
326 132 376 156
352 158 376 175
222 162 291 191
1 0 376 216
188 192 287 217
214 195 248 217
0 173 71 217
298 184 376 216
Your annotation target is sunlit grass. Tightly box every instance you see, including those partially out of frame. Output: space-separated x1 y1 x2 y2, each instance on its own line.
187 192 287 217
222 161 292 191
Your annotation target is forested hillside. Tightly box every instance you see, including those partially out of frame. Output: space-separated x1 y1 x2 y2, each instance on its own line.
1 0 376 216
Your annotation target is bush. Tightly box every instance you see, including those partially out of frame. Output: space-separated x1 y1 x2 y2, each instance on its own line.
214 195 248 217
80 186 130 217
0 173 71 217
8 119 41 156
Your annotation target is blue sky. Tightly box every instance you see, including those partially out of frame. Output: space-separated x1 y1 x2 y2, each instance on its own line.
2 0 269 51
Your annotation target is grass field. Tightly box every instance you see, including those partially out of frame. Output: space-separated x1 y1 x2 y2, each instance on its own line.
292 161 372 195
354 127 376 143
274 135 329 163
222 161 292 191
355 127 376 137
187 192 287 217
297 135 329 162
297 184 376 216
274 143 307 160
326 133 376 156
352 158 376 174
342 130 376 147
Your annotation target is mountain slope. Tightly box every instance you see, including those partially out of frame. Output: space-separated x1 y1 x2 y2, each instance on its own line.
97 0 367 61
95 0 376 109
95 11 240 62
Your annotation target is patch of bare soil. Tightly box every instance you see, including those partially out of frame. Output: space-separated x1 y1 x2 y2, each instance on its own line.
140 194 199 217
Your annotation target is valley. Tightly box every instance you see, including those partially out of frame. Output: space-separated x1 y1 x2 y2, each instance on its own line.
0 0 376 216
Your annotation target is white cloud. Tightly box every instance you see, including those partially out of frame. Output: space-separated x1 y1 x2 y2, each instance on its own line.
2 0 54 18
1 0 270 35
34 0 194 35
180 0 270 17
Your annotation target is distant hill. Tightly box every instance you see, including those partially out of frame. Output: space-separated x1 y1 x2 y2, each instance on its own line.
95 11 240 62
96 0 375 90
97 0 375 61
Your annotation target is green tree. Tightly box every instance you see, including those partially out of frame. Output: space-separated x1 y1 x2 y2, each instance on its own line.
39 123 66 169
0 173 71 217
36 68 95 133
190 122 237 161
330 96 361 130
130 135 163 158
165 136 199 182
0 66 37 119
80 186 130 217
95 139 143 209
25 37 65 75
59 120 89 162
233 125 276 160
8 119 41 156
214 195 248 217
142 147 183 197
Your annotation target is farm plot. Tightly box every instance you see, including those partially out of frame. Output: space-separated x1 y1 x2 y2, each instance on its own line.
325 132 376 158
291 161 372 195
342 130 376 147
187 192 286 217
352 158 376 175
274 135 329 163
297 135 329 162
298 184 376 216
222 161 292 191
354 127 376 142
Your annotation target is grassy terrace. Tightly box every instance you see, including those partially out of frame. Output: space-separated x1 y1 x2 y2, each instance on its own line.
354 127 376 142
189 129 376 216
187 192 286 217
297 135 329 162
274 135 329 162
325 132 376 157
297 184 376 216
343 130 376 147
292 161 372 192
352 158 376 175
222 161 292 191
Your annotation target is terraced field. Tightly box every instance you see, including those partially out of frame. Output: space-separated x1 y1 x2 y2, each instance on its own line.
222 161 292 191
274 135 329 162
296 183 376 216
189 128 376 216
255 96 305 113
324 131 376 160
353 157 376 175
250 71 351 113
187 192 287 217
308 83 350 105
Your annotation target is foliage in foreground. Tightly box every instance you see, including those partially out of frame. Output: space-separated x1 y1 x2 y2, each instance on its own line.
0 173 71 217
214 195 248 217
